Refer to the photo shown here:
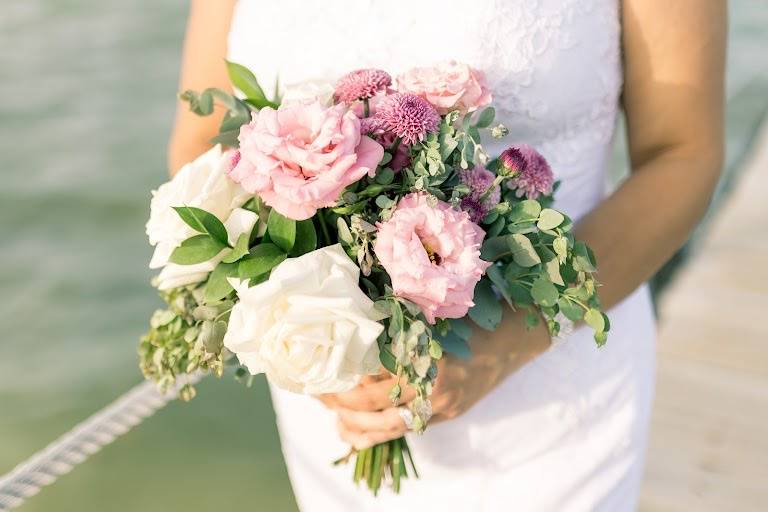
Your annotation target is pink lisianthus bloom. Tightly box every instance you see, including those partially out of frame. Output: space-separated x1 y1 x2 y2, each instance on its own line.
396 61 492 115
373 193 491 324
229 101 384 220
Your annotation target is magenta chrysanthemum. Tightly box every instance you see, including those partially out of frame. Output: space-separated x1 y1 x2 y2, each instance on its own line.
459 166 501 223
334 69 392 103
503 144 554 199
371 93 440 145
360 117 379 135
498 147 526 176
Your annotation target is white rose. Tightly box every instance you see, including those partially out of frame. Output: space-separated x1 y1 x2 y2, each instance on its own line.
223 244 386 394
145 145 260 290
280 80 335 106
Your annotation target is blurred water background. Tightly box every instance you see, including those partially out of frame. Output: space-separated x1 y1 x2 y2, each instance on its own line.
1 2 766 511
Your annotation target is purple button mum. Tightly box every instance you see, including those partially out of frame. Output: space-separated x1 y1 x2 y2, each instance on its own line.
501 144 554 199
334 69 392 103
371 93 440 145
459 166 501 223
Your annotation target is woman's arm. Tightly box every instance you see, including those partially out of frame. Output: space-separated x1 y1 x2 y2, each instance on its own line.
167 0 238 175
577 0 726 308
323 0 727 447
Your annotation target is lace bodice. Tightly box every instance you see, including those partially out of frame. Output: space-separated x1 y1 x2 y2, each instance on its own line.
228 0 622 220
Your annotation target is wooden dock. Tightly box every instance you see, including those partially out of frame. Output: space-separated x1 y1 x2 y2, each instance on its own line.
640 123 768 510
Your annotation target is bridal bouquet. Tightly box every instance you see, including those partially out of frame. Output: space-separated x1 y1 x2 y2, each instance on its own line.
139 61 609 494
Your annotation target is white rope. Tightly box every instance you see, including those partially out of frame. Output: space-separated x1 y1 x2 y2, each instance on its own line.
0 373 203 511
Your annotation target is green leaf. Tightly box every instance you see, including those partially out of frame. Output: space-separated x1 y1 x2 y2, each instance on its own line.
336 217 353 244
225 61 276 108
602 312 611 332
525 311 540 329
509 234 542 267
475 107 496 129
530 276 559 308
480 234 541 267
584 308 605 332
237 243 287 279
206 87 240 110
210 130 240 148
387 300 404 339
468 279 503 331
594 331 608 347
428 339 443 359
544 257 565 286
486 265 513 306
468 126 481 144
448 318 473 340
267 209 296 252
375 168 395 185
290 219 317 256
375 195 395 209
169 235 226 265
433 331 472 360
222 233 250 263
379 345 398 373
480 236 512 261
172 206 229 245
506 221 537 235
553 236 568 262
220 110 249 133
536 209 565 230
439 136 459 161
198 319 227 354
560 263 579 285
558 297 584 321
573 241 597 273
509 199 542 223
204 262 237 303
486 216 506 238
508 281 533 305
181 89 214 115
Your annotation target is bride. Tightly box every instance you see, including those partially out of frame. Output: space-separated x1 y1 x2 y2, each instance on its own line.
168 1 725 510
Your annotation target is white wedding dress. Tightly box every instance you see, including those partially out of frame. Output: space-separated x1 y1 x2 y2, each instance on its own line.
227 1 657 510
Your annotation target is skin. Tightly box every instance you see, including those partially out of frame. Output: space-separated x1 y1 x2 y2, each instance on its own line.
169 0 727 450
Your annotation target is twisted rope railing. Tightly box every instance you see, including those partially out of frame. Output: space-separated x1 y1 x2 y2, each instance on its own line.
0 373 203 511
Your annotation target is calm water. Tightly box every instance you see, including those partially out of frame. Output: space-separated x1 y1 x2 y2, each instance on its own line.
1 2 766 511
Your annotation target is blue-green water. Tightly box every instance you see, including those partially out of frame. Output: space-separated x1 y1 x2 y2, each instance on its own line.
1 2 766 511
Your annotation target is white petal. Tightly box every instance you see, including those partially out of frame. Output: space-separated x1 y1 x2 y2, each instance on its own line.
223 208 259 245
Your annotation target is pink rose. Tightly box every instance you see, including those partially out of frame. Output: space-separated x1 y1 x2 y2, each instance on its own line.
229 101 384 220
373 193 491 324
396 61 492 115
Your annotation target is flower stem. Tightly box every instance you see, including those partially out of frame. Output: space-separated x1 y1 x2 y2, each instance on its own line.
339 437 418 495
389 137 402 157
479 175 505 202
363 98 370 117
317 209 332 246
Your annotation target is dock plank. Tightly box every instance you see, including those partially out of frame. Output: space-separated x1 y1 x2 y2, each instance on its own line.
640 123 768 511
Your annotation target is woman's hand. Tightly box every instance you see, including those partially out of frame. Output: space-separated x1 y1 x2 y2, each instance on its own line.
317 308 552 449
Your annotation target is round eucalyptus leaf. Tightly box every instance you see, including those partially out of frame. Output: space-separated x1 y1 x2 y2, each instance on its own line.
584 308 605 332
537 208 565 231
530 276 558 307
